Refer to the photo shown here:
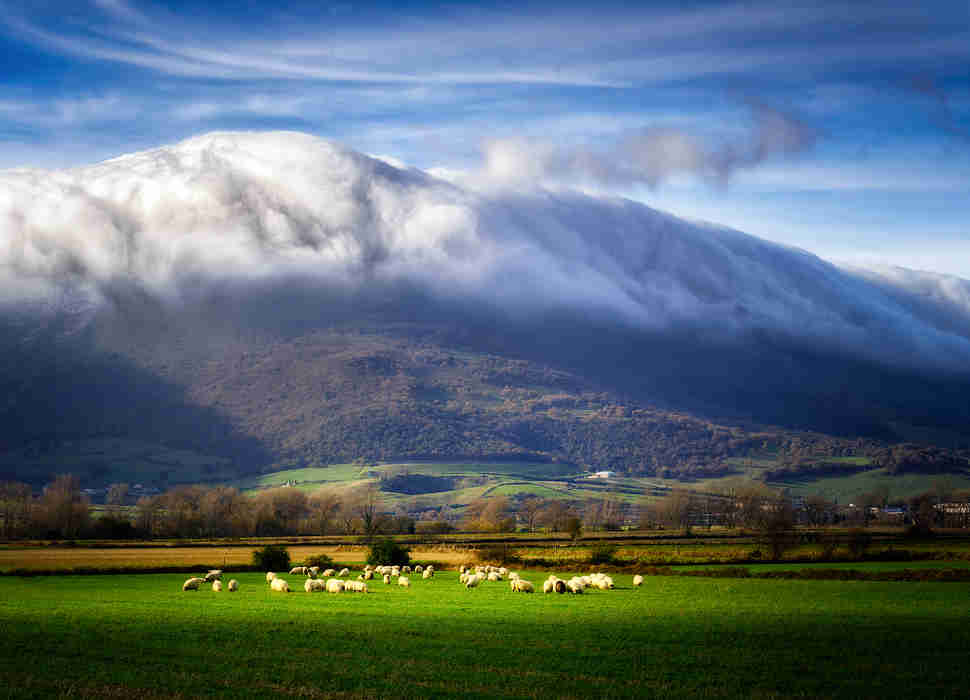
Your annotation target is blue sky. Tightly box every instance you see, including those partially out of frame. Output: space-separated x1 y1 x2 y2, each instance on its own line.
0 0 967 276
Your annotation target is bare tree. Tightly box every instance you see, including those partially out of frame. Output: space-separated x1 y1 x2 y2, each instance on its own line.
804 493 832 526
308 489 341 535
38 474 90 538
105 483 130 510
0 481 33 538
652 488 694 533
344 483 385 541
539 500 576 532
134 495 162 536
518 497 545 533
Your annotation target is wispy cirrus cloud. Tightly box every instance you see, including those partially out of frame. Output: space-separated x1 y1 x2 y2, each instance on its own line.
2 1 967 87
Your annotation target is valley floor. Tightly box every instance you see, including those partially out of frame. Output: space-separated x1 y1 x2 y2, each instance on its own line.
0 569 968 698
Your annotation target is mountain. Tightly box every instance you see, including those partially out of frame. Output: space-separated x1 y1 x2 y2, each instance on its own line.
1 131 969 487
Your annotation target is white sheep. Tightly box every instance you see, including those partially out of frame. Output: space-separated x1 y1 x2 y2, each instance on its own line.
204 570 223 582
383 574 391 585
227 579 239 592
265 572 276 583
345 580 368 593
363 570 374 580
510 578 534 593
464 574 482 588
459 565 468 574
402 565 412 574
422 567 433 579
398 576 410 588
487 572 502 582
414 565 423 573
212 580 223 592
309 566 321 577
337 567 349 577
182 577 204 591
322 568 335 578
290 566 306 576
270 577 291 593
326 579 344 594
633 574 644 587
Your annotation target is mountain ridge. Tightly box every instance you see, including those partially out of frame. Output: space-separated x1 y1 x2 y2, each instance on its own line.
1 131 969 488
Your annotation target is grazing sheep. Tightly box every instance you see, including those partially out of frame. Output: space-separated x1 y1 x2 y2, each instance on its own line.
270 577 291 593
326 579 344 594
508 572 520 580
543 576 567 594
422 567 433 579
398 576 410 588
464 574 482 589
309 566 321 577
589 574 614 590
391 566 400 577
511 578 534 593
363 570 374 580
182 577 204 591
290 566 306 576
266 572 276 583
227 579 239 592
402 566 411 574
383 574 391 585
305 578 326 593
633 575 644 587
459 565 468 574
345 580 368 593
414 565 423 573
212 580 223 592
204 570 223 582
568 576 585 589
487 572 502 582
566 580 583 594
338 568 350 578
322 568 335 578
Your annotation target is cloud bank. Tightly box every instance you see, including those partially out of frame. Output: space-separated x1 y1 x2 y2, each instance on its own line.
1 131 969 377
483 101 818 188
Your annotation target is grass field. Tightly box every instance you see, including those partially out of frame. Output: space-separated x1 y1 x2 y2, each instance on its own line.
0 569 968 698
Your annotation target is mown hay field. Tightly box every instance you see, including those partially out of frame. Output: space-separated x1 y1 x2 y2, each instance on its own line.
0 569 968 698
0 546 473 572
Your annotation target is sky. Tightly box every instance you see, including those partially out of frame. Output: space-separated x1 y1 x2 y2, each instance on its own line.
0 0 967 277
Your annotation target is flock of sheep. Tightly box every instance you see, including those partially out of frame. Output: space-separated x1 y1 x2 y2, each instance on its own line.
181 569 237 592
183 563 644 595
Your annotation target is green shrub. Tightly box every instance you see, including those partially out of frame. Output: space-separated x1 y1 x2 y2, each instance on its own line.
588 544 619 565
252 544 291 571
367 537 411 566
303 553 335 569
476 543 520 565
847 529 872 559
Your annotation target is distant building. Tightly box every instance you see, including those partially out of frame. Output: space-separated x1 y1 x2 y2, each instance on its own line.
587 471 616 479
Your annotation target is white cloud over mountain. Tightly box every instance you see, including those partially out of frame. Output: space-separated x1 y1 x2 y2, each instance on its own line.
1 131 968 375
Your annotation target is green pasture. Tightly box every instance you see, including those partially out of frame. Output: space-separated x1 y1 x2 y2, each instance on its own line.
1 570 969 698
674 560 970 573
